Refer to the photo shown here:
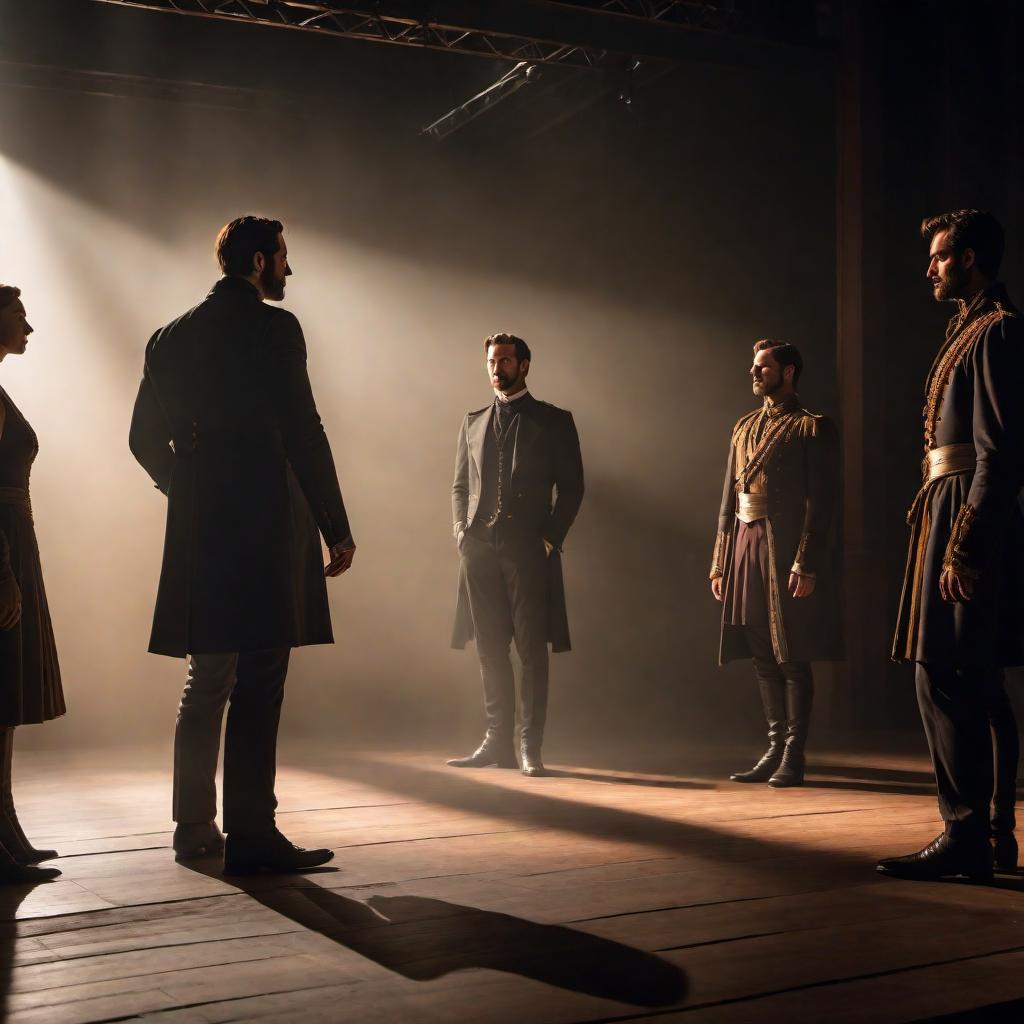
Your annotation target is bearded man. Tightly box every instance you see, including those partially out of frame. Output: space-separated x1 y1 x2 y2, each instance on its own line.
710 340 842 787
448 333 584 778
880 209 1023 881
130 216 356 874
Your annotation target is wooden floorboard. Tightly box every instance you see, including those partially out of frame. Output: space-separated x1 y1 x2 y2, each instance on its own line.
1 744 1022 1023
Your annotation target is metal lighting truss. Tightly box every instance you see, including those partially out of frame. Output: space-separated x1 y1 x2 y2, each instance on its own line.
88 1 815 70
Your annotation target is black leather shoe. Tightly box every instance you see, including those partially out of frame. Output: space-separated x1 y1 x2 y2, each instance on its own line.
223 829 334 875
993 832 1018 872
173 821 225 860
446 737 517 769
877 832 994 882
730 747 783 783
0 838 60 882
520 746 546 778
0 812 58 864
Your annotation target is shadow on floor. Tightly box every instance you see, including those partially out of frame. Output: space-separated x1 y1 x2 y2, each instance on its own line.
802 778 937 798
0 879 53 1012
546 769 714 790
182 862 687 1008
810 762 936 784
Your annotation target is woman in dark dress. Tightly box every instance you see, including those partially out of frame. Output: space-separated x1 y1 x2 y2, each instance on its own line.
0 286 64 882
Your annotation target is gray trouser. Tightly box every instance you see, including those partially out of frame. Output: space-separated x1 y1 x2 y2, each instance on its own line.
460 528 549 747
173 648 290 835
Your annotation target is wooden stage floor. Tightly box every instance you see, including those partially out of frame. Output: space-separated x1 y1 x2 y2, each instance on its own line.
2 743 1023 1023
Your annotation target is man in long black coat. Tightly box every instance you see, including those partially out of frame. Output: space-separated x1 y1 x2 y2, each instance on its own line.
130 216 355 874
710 340 842 788
448 333 584 777
881 209 1023 881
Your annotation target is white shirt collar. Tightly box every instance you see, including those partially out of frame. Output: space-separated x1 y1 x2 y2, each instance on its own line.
494 385 530 404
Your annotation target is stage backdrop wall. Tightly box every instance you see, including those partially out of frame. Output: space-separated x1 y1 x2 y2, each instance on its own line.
0 0 837 750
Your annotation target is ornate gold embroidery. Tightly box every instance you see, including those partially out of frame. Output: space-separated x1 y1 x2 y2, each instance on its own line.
765 519 790 663
943 503 980 578
923 302 1013 450
710 530 730 579
793 531 812 568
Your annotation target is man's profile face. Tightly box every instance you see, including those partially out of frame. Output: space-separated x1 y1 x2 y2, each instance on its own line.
927 228 970 303
750 348 789 398
487 343 528 393
259 232 292 302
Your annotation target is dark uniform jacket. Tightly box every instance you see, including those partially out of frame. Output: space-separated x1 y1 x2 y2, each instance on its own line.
129 277 352 657
893 283 1024 668
450 392 584 653
711 398 843 665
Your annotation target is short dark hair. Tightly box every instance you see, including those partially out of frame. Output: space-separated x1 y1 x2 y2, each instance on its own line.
215 216 284 277
485 332 531 363
0 286 21 313
921 209 1005 279
753 338 803 384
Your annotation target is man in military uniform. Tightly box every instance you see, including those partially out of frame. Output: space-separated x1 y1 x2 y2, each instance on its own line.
710 340 842 788
880 210 1023 881
448 333 584 778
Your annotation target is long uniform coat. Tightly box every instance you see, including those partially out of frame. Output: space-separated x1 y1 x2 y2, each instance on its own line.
450 392 584 653
711 401 843 665
893 284 1024 668
129 277 352 657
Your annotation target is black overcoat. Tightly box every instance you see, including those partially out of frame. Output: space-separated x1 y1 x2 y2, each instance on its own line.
893 284 1024 668
450 393 584 653
712 405 843 665
129 277 352 657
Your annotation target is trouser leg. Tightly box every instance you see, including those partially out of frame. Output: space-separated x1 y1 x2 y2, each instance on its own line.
503 537 550 750
173 653 237 825
0 727 11 819
985 671 1018 833
916 661 993 841
461 535 516 742
221 649 289 836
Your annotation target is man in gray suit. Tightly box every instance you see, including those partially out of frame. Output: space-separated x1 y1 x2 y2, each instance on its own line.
449 333 584 777
130 216 355 873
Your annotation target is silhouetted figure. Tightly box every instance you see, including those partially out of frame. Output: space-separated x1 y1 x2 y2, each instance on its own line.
0 286 62 884
883 210 1024 882
449 333 584 777
130 217 355 874
710 340 842 788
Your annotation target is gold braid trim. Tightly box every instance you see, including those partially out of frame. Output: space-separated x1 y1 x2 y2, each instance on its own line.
923 303 1013 450
710 530 730 579
943 503 980 579
736 410 803 491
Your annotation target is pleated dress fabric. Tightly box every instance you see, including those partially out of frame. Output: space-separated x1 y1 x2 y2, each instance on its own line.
0 387 63 726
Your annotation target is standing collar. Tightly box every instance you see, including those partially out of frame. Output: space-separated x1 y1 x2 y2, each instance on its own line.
494 386 531 405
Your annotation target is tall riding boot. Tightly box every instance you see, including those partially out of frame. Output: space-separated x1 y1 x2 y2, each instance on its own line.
989 679 1019 871
0 727 57 865
730 662 786 783
447 642 517 769
769 665 814 788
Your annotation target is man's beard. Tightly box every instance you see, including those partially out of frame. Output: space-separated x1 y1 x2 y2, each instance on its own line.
753 377 780 397
493 369 522 392
933 262 969 302
260 261 286 302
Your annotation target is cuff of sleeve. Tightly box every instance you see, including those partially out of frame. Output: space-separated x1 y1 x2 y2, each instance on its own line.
710 530 730 579
453 521 466 539
943 504 981 579
790 563 817 579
